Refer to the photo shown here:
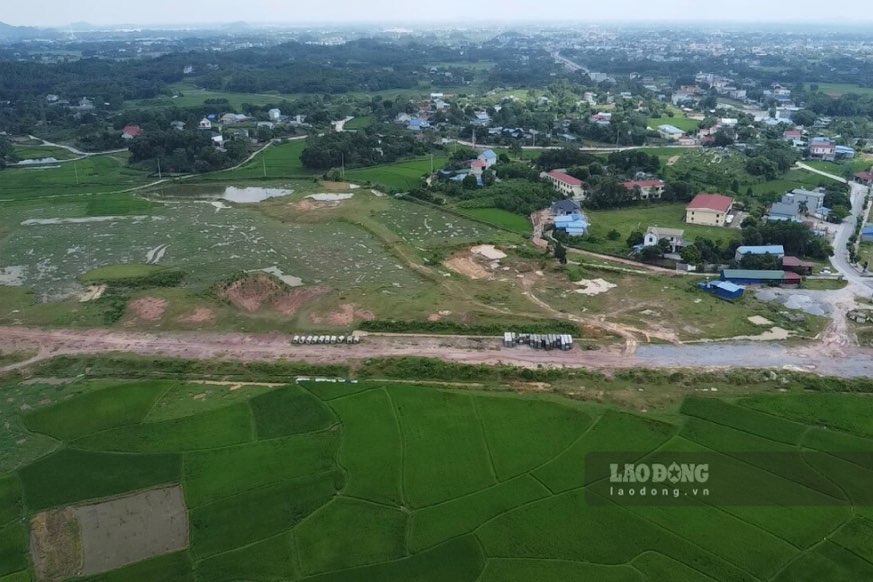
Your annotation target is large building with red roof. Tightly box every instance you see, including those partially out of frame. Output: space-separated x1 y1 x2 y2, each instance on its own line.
623 179 666 200
542 170 586 199
685 194 734 227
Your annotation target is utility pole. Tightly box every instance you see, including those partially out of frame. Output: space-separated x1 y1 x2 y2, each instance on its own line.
74 162 79 185
341 152 345 179
157 158 162 180
262 157 267 178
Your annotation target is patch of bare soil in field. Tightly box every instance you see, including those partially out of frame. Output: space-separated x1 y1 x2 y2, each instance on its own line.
274 286 332 316
311 303 375 326
128 297 168 322
218 273 330 317
76 486 188 576
176 308 216 324
30 507 82 582
444 254 492 280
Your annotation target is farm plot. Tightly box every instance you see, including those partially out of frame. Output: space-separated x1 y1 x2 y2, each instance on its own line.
30 486 190 578
374 203 515 248
5 372 873 581
0 197 426 301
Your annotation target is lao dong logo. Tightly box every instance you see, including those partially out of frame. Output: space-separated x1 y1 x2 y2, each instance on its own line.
608 462 710 499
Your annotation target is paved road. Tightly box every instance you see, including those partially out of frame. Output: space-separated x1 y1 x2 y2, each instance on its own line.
796 162 872 290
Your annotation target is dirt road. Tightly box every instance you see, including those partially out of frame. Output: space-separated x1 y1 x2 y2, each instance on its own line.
3 325 873 378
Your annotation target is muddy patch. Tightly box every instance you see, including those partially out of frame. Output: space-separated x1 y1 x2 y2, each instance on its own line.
222 186 293 203
311 303 375 326
128 297 168 322
748 315 773 326
75 486 188 576
145 244 169 265
177 308 216 324
21 216 154 226
30 507 82 582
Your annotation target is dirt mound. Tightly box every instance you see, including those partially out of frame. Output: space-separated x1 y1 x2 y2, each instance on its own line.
444 254 492 280
274 287 332 316
218 274 330 316
311 304 375 327
177 308 216 324
219 274 283 312
128 298 168 321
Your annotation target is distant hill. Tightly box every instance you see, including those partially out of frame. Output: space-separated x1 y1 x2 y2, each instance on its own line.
0 21 53 40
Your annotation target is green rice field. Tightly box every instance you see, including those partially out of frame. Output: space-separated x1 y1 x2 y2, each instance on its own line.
2 370 873 581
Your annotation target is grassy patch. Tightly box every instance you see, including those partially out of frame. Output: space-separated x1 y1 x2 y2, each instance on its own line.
73 403 253 452
0 522 27 577
474 395 591 480
183 433 338 507
345 116 374 130
680 397 807 444
459 207 532 234
23 380 169 441
0 476 22 525
19 448 181 511
195 532 297 582
647 115 700 132
741 393 873 438
190 472 338 558
392 387 495 508
295 497 407 575
482 559 643 582
81 264 171 284
328 388 403 505
409 475 549 552
302 535 485 582
774 541 873 582
249 385 336 439
343 156 448 191
73 551 193 582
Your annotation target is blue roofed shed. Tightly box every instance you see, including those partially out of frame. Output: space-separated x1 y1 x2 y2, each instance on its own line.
862 225 873 243
699 280 745 301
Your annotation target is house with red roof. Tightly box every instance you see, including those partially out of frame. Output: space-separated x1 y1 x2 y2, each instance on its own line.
121 125 143 140
542 170 586 200
623 179 666 200
685 194 734 227
854 171 873 186
469 159 487 176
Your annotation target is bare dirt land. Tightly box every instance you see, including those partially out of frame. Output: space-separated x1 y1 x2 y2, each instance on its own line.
274 286 332 316
310 303 375 326
76 486 188 576
30 507 82 582
176 308 216 324
444 253 492 280
127 297 168 322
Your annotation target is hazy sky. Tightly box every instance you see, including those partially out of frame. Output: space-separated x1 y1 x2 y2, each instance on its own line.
3 0 871 27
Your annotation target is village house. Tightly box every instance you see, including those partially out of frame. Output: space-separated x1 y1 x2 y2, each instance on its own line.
121 125 142 140
268 108 282 121
644 227 685 252
551 199 582 216
590 112 612 126
721 269 802 288
170 121 186 131
685 194 734 227
657 124 685 140
542 170 586 200
624 179 665 200
809 137 836 161
477 149 498 169
855 170 873 185
199 118 213 130
782 256 815 275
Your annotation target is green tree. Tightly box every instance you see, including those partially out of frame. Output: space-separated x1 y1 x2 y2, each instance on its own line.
554 242 568 265
626 229 644 248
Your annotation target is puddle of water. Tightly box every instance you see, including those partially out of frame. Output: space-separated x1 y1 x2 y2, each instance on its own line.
22 216 152 226
249 266 304 287
0 266 25 286
305 193 354 202
223 187 294 203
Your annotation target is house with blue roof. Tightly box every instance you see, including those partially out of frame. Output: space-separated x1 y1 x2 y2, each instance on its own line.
478 149 498 168
862 225 873 243
408 118 432 131
554 212 589 236
698 280 745 302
